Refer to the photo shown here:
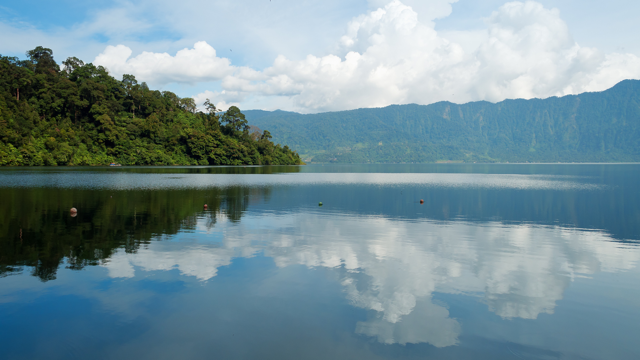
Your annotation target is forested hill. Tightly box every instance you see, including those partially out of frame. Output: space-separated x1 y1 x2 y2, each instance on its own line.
0 47 303 166
245 80 640 163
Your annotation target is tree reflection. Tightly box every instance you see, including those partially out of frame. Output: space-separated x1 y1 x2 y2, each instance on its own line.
0 185 273 281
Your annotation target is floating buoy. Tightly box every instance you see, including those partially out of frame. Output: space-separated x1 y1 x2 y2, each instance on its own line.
419 199 424 204
204 204 208 210
70 207 78 217
319 202 323 206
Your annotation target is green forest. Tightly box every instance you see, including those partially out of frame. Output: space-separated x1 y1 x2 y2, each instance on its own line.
246 80 640 163
0 47 303 166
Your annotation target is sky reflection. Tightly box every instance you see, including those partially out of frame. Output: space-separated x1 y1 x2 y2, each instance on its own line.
100 212 640 347
2 165 639 360
0 171 605 191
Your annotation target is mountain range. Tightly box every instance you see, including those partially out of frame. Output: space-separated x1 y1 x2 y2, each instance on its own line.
245 80 640 163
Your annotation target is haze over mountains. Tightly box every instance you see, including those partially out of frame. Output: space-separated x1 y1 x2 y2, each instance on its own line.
245 80 640 163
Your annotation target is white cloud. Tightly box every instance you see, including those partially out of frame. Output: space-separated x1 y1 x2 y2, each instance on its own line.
85 1 640 113
4 1 640 112
368 0 459 23
468 1 605 101
95 41 235 85
251 0 639 112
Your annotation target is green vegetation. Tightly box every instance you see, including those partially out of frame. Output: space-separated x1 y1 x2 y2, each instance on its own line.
245 80 640 163
0 47 303 166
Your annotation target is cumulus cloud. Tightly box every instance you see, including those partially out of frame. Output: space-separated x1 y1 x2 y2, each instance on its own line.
95 41 235 85
246 0 640 112
367 0 459 23
92 1 640 113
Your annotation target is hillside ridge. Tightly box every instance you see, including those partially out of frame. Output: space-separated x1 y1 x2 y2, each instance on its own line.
245 80 640 163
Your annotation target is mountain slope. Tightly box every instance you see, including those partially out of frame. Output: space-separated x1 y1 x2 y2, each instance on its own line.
245 80 640 163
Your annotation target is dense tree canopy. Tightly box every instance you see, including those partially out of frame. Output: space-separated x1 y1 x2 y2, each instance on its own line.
0 47 303 166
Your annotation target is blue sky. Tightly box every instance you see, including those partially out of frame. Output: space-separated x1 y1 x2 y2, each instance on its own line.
1 0 639 112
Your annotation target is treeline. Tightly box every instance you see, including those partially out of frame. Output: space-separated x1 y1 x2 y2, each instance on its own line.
310 143 468 163
0 47 303 166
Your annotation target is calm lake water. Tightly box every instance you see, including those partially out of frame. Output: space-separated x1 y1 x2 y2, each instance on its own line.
1 164 639 360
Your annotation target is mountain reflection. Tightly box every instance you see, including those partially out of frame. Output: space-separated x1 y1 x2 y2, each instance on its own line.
100 213 639 346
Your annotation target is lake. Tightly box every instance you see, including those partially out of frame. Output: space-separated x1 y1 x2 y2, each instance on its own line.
1 164 639 360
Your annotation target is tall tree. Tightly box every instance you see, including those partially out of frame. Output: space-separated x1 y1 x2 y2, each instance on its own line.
26 46 58 74
221 106 249 133
62 57 85 74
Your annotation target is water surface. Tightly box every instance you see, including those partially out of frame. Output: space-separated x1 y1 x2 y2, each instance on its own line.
1 164 639 359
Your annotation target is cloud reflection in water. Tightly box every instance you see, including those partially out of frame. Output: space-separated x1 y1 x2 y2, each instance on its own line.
101 212 639 347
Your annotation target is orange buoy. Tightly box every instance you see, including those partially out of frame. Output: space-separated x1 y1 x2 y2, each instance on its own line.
419 199 424 204
204 204 208 210
70 207 78 217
